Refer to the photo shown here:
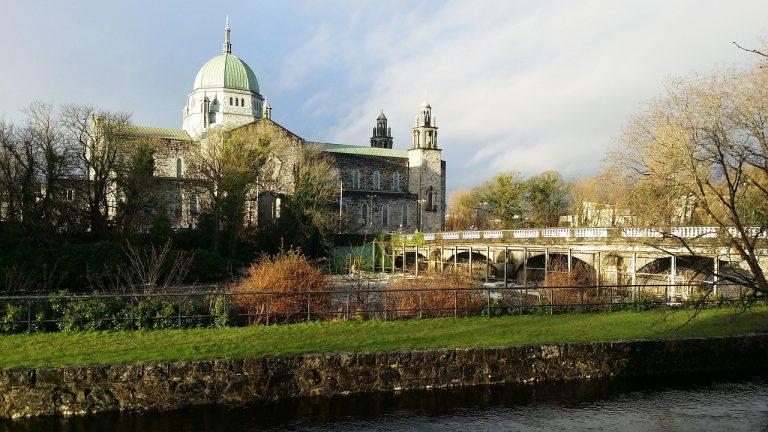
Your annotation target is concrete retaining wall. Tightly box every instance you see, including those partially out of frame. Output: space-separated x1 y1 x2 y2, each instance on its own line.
2 334 767 419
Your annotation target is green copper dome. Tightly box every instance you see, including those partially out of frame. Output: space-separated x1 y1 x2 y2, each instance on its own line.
193 53 260 93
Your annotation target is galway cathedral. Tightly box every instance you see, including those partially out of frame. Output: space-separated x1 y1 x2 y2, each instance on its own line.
122 21 446 234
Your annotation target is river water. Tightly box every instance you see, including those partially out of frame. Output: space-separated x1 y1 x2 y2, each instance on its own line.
5 373 768 431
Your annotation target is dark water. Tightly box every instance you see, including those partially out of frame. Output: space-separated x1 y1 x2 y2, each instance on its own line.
5 373 768 432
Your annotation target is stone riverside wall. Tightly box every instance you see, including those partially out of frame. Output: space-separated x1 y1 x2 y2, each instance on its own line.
2 334 768 419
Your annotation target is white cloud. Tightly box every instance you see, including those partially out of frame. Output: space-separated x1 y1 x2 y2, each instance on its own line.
281 0 768 191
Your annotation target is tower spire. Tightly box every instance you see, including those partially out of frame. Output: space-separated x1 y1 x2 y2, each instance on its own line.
223 16 232 54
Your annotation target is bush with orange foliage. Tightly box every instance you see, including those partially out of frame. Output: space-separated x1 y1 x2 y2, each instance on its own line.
541 259 602 310
386 270 484 318
230 250 331 324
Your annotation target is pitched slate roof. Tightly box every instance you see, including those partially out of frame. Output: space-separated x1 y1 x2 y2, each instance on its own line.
313 142 408 159
122 125 193 141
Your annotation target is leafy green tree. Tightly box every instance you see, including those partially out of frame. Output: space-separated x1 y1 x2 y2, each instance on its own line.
187 126 269 256
478 172 526 228
280 144 339 256
116 137 158 237
525 171 569 227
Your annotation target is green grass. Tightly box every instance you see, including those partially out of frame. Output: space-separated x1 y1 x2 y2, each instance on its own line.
2 307 767 369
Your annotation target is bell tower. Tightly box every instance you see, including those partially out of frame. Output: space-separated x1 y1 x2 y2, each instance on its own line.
408 97 445 232
370 111 393 148
412 99 438 149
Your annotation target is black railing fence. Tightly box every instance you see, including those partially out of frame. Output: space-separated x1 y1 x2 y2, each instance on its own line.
0 282 756 334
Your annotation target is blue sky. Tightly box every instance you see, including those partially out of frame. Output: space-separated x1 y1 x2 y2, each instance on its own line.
1 0 767 192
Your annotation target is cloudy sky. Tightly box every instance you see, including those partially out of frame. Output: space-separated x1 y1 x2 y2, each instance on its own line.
1 1 767 191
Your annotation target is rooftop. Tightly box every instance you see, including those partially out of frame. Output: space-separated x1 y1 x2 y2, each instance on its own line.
314 142 408 158
123 125 193 141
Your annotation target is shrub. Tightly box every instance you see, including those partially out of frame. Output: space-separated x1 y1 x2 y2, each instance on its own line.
211 295 232 328
386 270 483 318
0 303 27 333
230 250 330 324
49 292 127 332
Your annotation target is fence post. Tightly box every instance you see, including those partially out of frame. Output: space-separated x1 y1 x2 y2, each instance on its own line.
609 284 613 312
177 296 182 329
579 285 584 313
454 290 458 318
27 298 32 332
307 293 311 322
346 292 351 320
418 290 423 319
266 298 270 326
487 287 492 317
383 291 388 320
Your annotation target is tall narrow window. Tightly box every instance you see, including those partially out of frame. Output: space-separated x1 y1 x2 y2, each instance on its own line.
230 97 233 105
426 187 434 210
381 204 389 227
373 171 381 190
176 158 183 178
401 204 409 227
351 169 362 189
392 173 400 191
174 192 183 219
360 203 369 225
241 98 245 106
189 194 198 215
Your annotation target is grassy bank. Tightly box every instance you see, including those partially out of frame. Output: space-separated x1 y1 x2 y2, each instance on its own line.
2 307 767 369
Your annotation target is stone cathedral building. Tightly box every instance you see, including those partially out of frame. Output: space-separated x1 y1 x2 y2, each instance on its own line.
121 21 446 234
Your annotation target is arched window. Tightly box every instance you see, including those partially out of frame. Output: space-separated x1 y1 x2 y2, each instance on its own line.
189 194 198 215
381 204 389 227
373 171 381 190
401 204 409 227
426 186 434 210
392 173 400 191
230 97 233 105
241 98 245 106
351 169 362 189
360 203 369 225
176 158 183 178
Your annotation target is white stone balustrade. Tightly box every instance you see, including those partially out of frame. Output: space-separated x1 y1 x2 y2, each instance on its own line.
512 229 539 238
414 226 765 243
543 228 571 238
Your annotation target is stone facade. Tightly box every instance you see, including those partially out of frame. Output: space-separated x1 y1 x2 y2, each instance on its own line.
1 334 767 419
97 22 447 235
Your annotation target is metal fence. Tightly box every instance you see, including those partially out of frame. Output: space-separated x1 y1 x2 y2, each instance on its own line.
0 282 754 333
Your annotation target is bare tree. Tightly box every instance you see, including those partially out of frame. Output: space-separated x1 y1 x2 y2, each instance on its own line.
617 66 768 294
185 125 271 255
60 104 131 238
0 102 78 241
